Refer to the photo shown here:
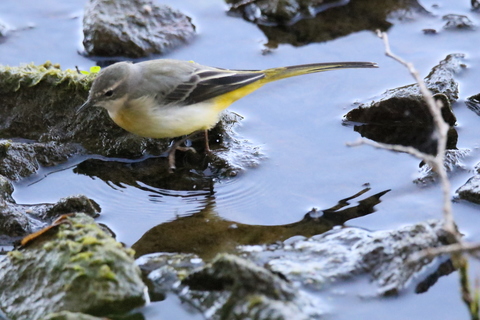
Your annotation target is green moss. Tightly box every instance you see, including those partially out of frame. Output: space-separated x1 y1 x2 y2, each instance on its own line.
70 251 94 262
0 61 95 93
81 236 101 245
7 250 23 261
0 213 146 319
98 264 117 281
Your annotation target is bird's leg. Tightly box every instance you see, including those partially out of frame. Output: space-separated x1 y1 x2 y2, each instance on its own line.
167 133 197 172
204 129 211 153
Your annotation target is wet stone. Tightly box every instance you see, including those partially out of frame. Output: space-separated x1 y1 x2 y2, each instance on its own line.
83 0 196 58
136 252 205 301
442 14 475 30
414 148 470 186
241 220 452 296
344 54 464 155
0 140 81 181
139 253 326 319
182 254 325 319
456 165 480 204
473 0 480 10
0 213 147 320
0 187 100 246
466 93 480 116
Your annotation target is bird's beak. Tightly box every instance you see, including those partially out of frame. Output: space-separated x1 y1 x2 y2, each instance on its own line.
76 99 92 115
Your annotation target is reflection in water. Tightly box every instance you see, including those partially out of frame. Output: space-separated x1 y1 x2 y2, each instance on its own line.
132 188 390 259
74 156 215 194
353 124 458 156
227 0 429 48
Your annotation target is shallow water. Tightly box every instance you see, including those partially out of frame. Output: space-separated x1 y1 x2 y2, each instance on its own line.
2 0 480 319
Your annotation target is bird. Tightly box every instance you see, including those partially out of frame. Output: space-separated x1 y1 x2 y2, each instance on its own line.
78 59 377 171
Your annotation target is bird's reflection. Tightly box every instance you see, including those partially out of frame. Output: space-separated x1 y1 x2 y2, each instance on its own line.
74 156 214 193
132 187 390 259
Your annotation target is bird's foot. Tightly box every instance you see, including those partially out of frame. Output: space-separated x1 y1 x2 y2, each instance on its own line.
167 145 197 173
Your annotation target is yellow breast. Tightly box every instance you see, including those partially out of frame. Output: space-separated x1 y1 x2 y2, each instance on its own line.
109 97 222 139
107 80 267 139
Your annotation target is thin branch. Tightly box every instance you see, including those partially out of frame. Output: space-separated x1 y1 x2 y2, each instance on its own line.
374 30 456 236
409 242 480 263
347 139 436 162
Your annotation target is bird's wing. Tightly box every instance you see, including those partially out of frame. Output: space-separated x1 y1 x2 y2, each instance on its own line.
163 68 265 105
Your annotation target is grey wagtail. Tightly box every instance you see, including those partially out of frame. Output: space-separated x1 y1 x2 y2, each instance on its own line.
78 59 377 171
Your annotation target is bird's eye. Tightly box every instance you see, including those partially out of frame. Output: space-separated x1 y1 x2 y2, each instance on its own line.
104 89 114 97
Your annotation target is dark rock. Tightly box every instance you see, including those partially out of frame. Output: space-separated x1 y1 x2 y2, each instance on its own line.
473 0 480 10
136 252 204 301
422 28 437 34
442 14 475 30
344 54 464 155
0 180 100 245
83 0 196 58
182 254 324 319
0 140 81 181
466 93 480 116
0 213 147 320
141 253 324 319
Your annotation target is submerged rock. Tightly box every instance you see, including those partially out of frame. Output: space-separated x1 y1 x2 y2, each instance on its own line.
0 213 147 320
242 220 452 296
345 54 464 155
137 220 452 318
0 140 81 181
442 14 475 30
474 0 480 10
0 173 100 246
414 148 470 186
141 253 325 319
184 254 324 319
456 164 480 204
83 0 196 58
466 93 480 116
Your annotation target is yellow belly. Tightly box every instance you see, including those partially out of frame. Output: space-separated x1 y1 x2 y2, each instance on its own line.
111 100 221 138
109 81 267 139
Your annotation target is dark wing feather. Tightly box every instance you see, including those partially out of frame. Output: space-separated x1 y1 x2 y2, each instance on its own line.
163 69 265 105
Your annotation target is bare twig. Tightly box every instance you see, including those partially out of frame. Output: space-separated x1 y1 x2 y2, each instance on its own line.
410 242 480 262
376 30 455 235
367 31 480 319
346 139 437 162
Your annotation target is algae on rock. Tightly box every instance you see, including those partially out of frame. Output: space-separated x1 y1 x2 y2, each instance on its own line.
0 213 147 320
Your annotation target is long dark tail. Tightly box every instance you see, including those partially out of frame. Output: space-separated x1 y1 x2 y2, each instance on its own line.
263 61 378 82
